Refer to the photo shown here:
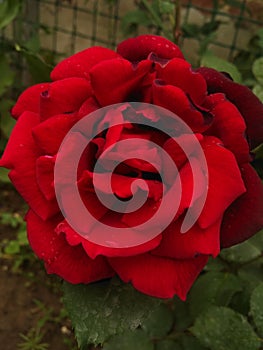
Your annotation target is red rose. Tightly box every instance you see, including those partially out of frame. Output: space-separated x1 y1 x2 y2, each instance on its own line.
1 35 263 300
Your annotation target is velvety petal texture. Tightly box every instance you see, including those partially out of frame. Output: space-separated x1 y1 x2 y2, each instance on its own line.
197 67 263 149
109 254 208 300
1 35 263 300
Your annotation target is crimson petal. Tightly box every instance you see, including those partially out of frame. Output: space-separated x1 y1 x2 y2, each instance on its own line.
0 111 58 219
156 58 207 104
26 210 114 283
109 254 208 299
56 219 162 259
90 58 153 106
32 113 79 155
51 46 120 80
221 163 263 247
117 35 184 62
40 78 91 120
197 67 263 149
152 218 221 259
11 83 49 119
204 93 250 164
198 136 246 228
152 81 211 133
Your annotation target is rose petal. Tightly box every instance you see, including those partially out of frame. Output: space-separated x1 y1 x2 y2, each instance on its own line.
0 111 58 219
197 136 246 228
221 163 263 247
109 254 208 299
36 156 56 201
56 219 162 259
51 46 120 80
197 67 263 149
204 93 250 164
152 81 211 133
32 113 79 155
117 35 184 62
40 78 91 120
156 58 207 104
90 58 153 106
152 217 221 259
26 210 114 283
11 83 49 119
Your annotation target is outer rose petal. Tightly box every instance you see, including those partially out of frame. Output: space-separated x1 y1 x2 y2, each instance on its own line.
117 35 184 62
36 156 56 201
51 46 120 80
152 81 211 133
109 254 208 299
0 111 58 220
204 93 250 164
40 78 91 120
32 113 79 155
221 163 263 247
156 58 207 104
197 67 263 148
26 210 114 284
152 217 221 259
11 83 49 119
56 220 162 259
198 137 246 228
90 58 153 106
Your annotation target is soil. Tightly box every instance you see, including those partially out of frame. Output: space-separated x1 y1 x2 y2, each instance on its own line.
0 183 78 350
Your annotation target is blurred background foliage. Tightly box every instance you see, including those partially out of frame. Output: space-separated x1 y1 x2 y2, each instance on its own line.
0 1 263 350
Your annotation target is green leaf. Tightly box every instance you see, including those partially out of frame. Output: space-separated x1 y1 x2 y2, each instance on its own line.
191 306 260 350
142 303 174 338
0 168 10 183
0 99 15 138
188 272 242 318
233 259 263 315
63 279 160 348
0 0 21 30
220 239 262 264
104 330 153 350
0 55 15 95
15 45 52 83
182 23 201 38
4 240 20 254
250 282 263 337
252 57 263 85
158 1 174 15
121 10 151 35
156 339 182 350
252 84 263 102
204 256 226 272
173 296 193 331
201 52 242 83
179 334 208 350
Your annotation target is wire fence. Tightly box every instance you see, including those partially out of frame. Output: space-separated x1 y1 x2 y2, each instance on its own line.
0 0 262 71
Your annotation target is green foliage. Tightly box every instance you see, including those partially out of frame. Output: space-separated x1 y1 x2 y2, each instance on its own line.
141 303 174 338
191 306 260 350
104 330 154 350
220 230 263 263
0 54 15 95
188 272 242 318
251 57 263 102
63 278 160 348
62 230 263 349
18 327 49 350
0 212 34 271
0 0 21 30
120 0 175 40
250 282 263 337
201 52 242 83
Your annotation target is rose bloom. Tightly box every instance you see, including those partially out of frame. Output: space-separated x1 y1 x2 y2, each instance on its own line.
1 35 263 300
